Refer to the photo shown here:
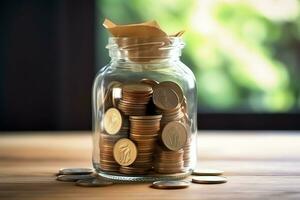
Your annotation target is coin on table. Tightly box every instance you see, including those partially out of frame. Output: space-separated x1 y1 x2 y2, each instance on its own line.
192 169 224 176
159 81 184 103
152 86 179 111
162 121 187 151
113 138 137 166
104 108 122 135
192 176 227 184
151 180 190 189
58 168 94 175
76 178 113 187
56 174 94 182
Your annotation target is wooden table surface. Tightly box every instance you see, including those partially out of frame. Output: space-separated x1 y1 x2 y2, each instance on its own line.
0 131 300 200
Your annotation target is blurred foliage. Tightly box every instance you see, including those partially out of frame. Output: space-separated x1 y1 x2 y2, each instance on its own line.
97 0 300 113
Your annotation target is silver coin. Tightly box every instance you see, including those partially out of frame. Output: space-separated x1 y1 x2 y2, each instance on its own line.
58 168 94 175
192 176 227 184
192 169 224 176
151 181 190 189
76 178 114 187
56 174 94 182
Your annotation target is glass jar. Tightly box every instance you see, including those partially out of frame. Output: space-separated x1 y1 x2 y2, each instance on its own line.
92 37 197 182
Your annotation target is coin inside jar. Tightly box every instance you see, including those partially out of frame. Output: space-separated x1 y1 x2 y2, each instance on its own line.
104 108 122 135
161 121 188 151
159 81 184 104
122 83 153 94
151 180 190 189
152 86 180 111
98 78 192 176
113 138 137 166
140 78 159 87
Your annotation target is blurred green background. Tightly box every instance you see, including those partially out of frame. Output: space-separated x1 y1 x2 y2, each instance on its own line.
96 0 300 113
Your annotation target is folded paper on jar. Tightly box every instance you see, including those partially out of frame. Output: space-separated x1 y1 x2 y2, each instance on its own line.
103 18 184 62
103 19 166 37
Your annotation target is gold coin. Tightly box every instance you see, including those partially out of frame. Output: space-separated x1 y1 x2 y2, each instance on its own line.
151 180 190 189
161 121 187 151
192 169 224 176
153 86 179 111
103 108 122 135
113 138 137 166
159 81 184 103
192 176 227 184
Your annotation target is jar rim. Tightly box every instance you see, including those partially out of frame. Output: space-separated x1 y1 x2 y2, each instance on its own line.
106 37 185 50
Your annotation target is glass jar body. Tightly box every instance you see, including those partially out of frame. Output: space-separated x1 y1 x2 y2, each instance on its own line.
92 59 197 182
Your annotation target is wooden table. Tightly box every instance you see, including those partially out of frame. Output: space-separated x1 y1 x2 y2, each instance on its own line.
1 131 300 200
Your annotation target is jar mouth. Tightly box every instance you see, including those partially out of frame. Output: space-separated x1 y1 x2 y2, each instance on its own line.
106 37 184 61
107 37 184 50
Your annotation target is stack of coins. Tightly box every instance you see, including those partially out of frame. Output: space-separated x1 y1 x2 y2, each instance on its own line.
183 137 191 167
98 79 192 175
113 138 139 174
160 107 185 128
155 147 184 174
119 166 148 175
100 108 128 172
125 115 162 174
99 133 127 172
154 121 188 173
118 84 153 116
118 118 129 135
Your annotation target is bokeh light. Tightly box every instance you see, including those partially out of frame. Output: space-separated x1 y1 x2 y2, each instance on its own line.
97 0 300 113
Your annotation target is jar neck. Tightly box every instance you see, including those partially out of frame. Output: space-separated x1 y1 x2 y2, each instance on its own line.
110 56 181 64
107 37 184 63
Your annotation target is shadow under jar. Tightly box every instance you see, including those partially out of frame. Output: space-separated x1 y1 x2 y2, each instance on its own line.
92 37 197 182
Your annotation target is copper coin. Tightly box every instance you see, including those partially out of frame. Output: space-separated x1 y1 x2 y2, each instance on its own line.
122 84 153 93
153 86 179 111
140 78 159 87
159 81 184 103
161 121 187 151
130 115 162 120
